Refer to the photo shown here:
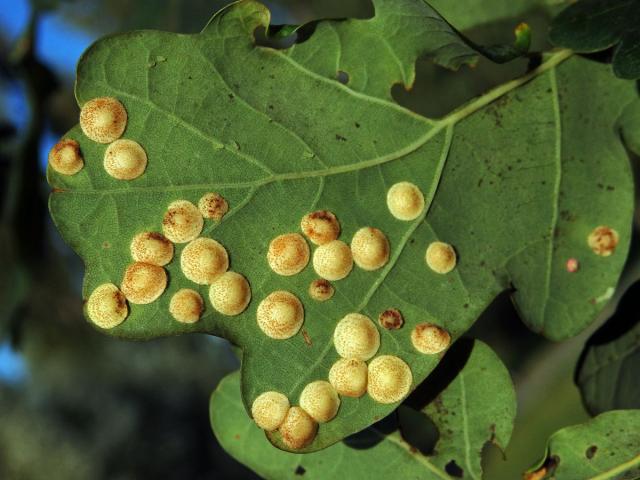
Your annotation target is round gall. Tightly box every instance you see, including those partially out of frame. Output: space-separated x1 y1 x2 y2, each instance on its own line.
86 283 128 329
588 226 619 257
169 289 204 324
328 358 368 398
267 233 310 276
425 241 457 274
312 240 353 281
209 271 251 316
378 308 404 330
300 210 340 245
333 313 380 361
299 381 340 423
278 406 318 450
386 182 425 221
180 237 229 285
411 323 451 354
130 232 174 266
198 192 229 221
351 227 390 271
103 139 147 180
121 262 167 304
162 200 204 244
79 97 127 144
367 355 412 404
257 291 304 339
251 391 290 432
308 279 334 302
48 139 83 175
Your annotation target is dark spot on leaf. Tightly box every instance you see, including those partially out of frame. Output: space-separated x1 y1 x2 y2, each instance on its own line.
234 434 240 440
102 241 111 249
295 465 306 476
336 134 347 141
445 460 464 477
302 329 312 346
268 104 274 110
336 70 349 84
585 445 597 459
228 93 234 99
606 185 614 191
355 122 360 128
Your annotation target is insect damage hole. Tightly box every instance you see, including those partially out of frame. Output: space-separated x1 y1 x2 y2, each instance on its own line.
308 279 334 302
278 406 318 450
425 241 457 274
300 210 341 245
333 313 380 361
251 391 290 431
312 240 353 281
86 283 128 329
162 200 204 244
48 139 83 175
79 96 127 144
130 232 174 266
169 289 204 324
328 357 368 398
351 227 390 271
411 323 451 354
209 271 251 316
387 182 425 221
367 355 412 404
299 381 340 423
588 226 619 256
198 192 229 221
180 238 229 285
267 233 310 276
103 139 148 180
121 262 167 304
257 291 304 339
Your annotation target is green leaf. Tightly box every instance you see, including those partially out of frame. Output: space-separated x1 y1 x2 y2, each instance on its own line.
549 0 640 79
525 410 640 480
618 98 640 156
576 280 640 415
48 0 636 450
210 340 515 479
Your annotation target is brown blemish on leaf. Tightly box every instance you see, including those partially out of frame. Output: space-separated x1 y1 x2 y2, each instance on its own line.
300 210 341 245
48 138 84 175
198 192 229 221
79 96 127 144
378 308 404 330
302 329 312 346
566 258 579 273
587 226 619 257
267 233 310 276
308 279 334 302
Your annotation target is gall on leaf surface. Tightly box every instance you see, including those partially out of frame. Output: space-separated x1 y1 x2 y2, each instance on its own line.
48 0 636 451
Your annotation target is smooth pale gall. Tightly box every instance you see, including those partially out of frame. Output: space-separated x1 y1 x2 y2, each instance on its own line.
86 283 128 329
256 291 304 340
180 237 229 285
121 262 167 304
351 227 390 271
367 355 412 404
198 192 229 221
333 313 380 361
130 232 174 266
278 406 318 450
251 391 290 432
386 181 425 221
169 289 204 324
312 240 353 281
300 210 340 245
209 271 251 316
267 233 310 276
328 358 368 398
299 381 340 423
425 241 457 274
79 97 127 144
103 139 147 180
48 139 83 175
411 323 451 354
162 200 204 244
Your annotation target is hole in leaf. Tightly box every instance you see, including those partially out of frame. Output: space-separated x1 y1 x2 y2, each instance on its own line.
445 460 464 478
295 465 306 475
585 445 598 459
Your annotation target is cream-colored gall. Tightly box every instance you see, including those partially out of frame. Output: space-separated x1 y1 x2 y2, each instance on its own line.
386 182 425 221
299 381 340 423
278 406 318 450
86 283 128 329
328 358 368 398
333 313 380 361
351 227 390 271
79 96 127 144
312 240 353 281
162 200 204 244
251 391 290 432
48 139 84 175
300 210 340 245
198 192 229 221
425 241 457 274
367 355 412 404
411 323 451 354
588 226 619 257
103 139 147 180
209 271 251 316
257 291 304 339
267 233 310 276
121 262 167 304
169 289 204 324
308 279 334 302
130 232 174 266
180 237 229 285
